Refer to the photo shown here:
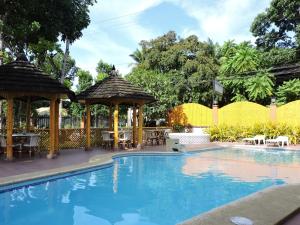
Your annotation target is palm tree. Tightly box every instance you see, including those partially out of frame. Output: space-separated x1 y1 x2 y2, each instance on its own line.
129 48 144 65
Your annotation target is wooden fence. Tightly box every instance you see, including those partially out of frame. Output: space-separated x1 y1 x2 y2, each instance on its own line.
169 100 300 127
0 127 169 152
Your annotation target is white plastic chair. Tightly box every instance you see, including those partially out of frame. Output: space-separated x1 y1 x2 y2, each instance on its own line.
23 134 41 158
101 131 113 149
0 135 22 157
119 131 132 149
266 136 289 147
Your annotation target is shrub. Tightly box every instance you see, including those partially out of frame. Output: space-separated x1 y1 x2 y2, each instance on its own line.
172 123 185 133
207 123 300 144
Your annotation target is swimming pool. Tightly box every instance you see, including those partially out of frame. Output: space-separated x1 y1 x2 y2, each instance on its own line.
1 148 300 225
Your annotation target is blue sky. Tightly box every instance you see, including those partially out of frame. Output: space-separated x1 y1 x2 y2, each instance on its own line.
70 0 271 76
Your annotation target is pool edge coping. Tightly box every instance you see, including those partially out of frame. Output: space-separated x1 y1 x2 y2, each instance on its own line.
179 183 300 225
0 151 183 187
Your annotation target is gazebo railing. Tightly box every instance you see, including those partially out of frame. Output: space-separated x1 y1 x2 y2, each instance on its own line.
0 127 170 152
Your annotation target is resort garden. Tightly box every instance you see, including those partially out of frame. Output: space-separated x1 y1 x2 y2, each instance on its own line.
0 0 300 225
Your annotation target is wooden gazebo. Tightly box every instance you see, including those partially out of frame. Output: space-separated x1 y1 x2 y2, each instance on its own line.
0 56 74 160
77 67 155 149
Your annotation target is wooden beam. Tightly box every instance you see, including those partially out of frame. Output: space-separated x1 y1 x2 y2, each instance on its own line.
132 106 137 147
0 91 66 100
25 97 31 132
137 104 144 149
6 97 14 160
113 103 119 149
86 103 91 150
47 97 56 159
54 99 59 154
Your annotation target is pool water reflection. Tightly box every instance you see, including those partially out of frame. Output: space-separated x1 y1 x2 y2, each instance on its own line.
1 148 299 225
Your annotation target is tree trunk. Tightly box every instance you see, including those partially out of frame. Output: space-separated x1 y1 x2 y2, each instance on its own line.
59 38 70 128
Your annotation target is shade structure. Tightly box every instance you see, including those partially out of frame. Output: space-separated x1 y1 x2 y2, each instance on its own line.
77 67 155 150
0 55 74 160
77 68 155 105
0 55 74 100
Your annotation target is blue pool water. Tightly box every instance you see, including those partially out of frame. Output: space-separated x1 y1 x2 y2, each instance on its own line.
1 148 300 225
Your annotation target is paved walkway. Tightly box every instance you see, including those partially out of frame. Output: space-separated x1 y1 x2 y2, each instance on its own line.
0 145 168 178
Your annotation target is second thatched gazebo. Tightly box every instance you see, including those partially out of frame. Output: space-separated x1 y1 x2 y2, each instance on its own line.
77 67 155 149
0 55 74 160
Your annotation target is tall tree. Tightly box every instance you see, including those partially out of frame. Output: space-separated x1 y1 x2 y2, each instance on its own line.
219 41 262 102
127 31 220 118
0 0 96 57
250 0 300 50
129 48 144 65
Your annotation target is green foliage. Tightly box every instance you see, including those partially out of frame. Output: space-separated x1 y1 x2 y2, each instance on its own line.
0 0 96 55
70 69 93 116
250 0 299 49
220 42 260 75
208 123 300 144
76 69 93 92
96 60 113 81
127 31 220 118
172 124 185 133
218 41 274 104
126 68 178 119
276 79 300 105
259 48 297 67
246 71 274 101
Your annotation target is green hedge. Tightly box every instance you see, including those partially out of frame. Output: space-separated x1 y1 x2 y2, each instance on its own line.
207 123 300 144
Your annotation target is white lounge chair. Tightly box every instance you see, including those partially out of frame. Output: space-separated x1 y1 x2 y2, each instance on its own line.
242 135 265 145
266 136 289 147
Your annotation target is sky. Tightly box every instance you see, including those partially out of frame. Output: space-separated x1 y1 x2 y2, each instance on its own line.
70 0 271 77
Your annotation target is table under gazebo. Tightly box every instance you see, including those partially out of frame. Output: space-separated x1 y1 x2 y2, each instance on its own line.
0 55 74 160
77 67 155 150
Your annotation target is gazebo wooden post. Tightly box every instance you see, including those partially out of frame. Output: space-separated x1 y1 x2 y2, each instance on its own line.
109 105 113 131
54 99 60 154
6 96 14 160
113 103 119 149
25 97 31 132
137 103 144 149
85 102 91 150
47 96 56 159
132 105 137 147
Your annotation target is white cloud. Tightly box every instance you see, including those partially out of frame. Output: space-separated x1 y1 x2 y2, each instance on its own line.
71 0 165 76
177 0 271 43
71 0 271 77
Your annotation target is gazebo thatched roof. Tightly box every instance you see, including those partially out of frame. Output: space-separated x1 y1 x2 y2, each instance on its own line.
0 56 74 100
77 68 155 105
